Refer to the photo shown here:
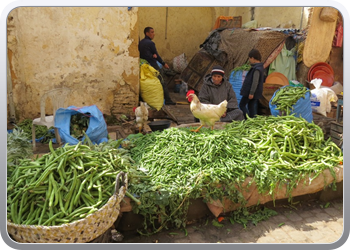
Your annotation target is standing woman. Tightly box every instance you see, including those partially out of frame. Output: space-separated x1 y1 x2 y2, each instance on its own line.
239 49 265 119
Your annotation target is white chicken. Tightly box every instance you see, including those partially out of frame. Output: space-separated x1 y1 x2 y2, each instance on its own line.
133 102 149 133
186 93 227 132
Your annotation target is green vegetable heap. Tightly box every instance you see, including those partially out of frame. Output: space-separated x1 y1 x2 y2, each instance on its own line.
230 62 251 77
7 128 33 167
70 113 90 139
7 140 134 226
16 119 54 141
128 115 342 235
270 86 310 115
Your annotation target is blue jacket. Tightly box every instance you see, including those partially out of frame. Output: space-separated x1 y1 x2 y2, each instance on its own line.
240 63 264 99
138 36 165 70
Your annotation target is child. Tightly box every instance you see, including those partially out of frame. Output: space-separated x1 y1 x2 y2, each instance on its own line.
239 49 265 118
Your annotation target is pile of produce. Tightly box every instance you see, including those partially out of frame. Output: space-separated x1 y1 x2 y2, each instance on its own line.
15 119 55 142
70 113 90 139
270 86 310 115
230 62 251 77
7 128 33 168
7 140 136 226
127 115 342 235
6 115 343 236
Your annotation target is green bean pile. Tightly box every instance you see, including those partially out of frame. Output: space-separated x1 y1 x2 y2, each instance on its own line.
7 141 133 226
271 86 310 115
7 128 33 168
226 115 342 195
16 119 50 140
128 115 342 234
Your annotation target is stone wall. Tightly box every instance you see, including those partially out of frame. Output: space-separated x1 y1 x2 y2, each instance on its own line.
7 7 139 121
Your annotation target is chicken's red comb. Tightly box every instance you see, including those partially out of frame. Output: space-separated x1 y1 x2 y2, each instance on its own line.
133 107 137 112
186 90 195 97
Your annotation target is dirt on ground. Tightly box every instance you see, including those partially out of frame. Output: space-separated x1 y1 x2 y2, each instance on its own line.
113 197 343 244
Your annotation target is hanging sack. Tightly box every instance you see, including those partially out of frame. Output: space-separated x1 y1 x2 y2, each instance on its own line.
319 7 338 22
310 78 338 116
54 105 108 145
140 63 164 111
172 53 188 73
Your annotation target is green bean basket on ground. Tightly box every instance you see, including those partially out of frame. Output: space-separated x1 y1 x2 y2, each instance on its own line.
7 141 134 226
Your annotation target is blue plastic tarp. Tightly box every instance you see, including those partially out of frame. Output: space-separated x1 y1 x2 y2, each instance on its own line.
54 105 108 145
229 70 247 105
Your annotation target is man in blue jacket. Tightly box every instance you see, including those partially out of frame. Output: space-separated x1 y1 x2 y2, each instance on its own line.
139 27 175 105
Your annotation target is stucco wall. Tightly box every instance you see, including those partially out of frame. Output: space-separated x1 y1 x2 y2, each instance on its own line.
138 7 310 66
7 6 314 122
253 7 309 29
138 7 214 63
7 7 139 121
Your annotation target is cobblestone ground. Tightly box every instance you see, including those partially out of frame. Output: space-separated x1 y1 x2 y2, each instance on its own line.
119 199 344 244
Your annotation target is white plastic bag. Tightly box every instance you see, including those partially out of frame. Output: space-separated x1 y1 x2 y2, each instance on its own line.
310 78 338 116
172 53 188 73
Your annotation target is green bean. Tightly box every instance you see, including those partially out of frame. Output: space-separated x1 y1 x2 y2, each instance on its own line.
64 168 77 211
42 211 64 226
73 177 88 206
69 178 81 214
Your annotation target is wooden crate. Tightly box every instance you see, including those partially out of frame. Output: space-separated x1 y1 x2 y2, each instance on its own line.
330 121 343 146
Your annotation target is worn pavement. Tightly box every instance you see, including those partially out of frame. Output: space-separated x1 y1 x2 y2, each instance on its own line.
119 198 344 244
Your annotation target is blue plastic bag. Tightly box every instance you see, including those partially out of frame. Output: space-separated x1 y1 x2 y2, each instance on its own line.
269 86 313 123
54 105 108 145
229 70 247 104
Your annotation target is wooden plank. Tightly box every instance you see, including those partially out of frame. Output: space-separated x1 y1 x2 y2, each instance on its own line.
162 104 196 125
331 121 343 133
330 130 342 140
207 166 343 217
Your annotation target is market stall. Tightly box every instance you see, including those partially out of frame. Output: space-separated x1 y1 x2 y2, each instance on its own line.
116 115 343 235
7 112 343 241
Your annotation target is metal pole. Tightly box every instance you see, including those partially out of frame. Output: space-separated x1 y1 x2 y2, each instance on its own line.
300 7 304 30
7 55 16 123
165 7 168 40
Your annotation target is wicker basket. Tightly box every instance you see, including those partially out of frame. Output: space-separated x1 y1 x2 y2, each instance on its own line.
260 83 286 108
7 172 128 243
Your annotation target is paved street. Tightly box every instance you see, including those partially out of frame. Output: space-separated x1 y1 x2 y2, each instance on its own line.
120 198 344 244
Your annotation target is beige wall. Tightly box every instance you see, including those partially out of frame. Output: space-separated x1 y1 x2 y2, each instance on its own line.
7 6 313 122
138 7 214 63
253 7 309 29
7 7 139 120
138 7 310 65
